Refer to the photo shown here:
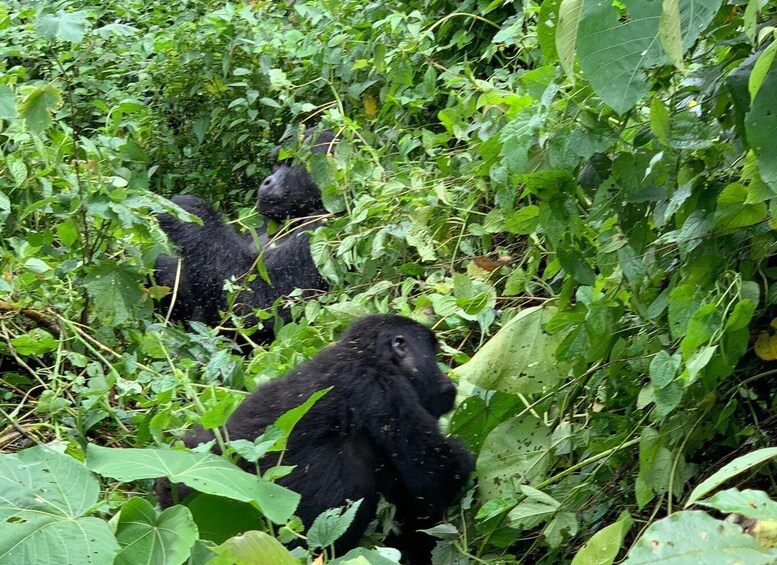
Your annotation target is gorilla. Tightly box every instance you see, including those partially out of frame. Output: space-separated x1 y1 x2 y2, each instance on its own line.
158 314 474 563
153 128 335 337
257 128 336 222
154 194 326 340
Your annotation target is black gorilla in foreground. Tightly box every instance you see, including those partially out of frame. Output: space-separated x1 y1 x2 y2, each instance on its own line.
154 128 335 336
155 194 326 339
159 314 474 564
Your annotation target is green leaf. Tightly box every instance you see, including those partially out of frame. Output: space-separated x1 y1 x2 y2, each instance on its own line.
115 498 198 565
699 489 777 521
36 10 88 43
576 0 720 113
10 328 58 356
679 302 720 358
749 41 777 101
504 205 540 234
477 414 551 500
686 447 777 506
650 96 671 145
624 511 771 564
746 67 777 190
56 219 79 247
211 531 296 565
537 0 561 63
83 262 144 325
449 392 522 453
714 183 768 231
454 305 569 395
186 494 262 544
0 446 120 565
571 512 633 565
330 548 402 565
654 381 684 418
659 0 684 71
649 350 681 389
557 0 584 83
0 84 17 119
725 299 756 332
19 84 62 133
668 284 700 339
577 0 663 113
505 486 559 530
6 155 25 187
86 445 299 524
500 110 544 175
307 500 362 549
683 345 717 382
94 23 139 39
405 207 436 261
272 387 331 452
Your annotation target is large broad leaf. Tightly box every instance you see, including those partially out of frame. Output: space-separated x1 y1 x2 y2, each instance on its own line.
186 494 263 544
477 414 551 500
576 0 663 113
713 183 768 231
115 498 198 565
83 262 145 325
699 489 777 521
624 511 773 564
746 68 777 191
686 447 777 506
454 305 568 395
18 84 62 132
0 446 119 565
210 531 297 565
450 392 523 453
35 10 88 43
86 445 299 524
576 0 721 113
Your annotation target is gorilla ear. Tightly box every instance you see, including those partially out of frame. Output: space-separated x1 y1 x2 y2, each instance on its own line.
391 335 407 358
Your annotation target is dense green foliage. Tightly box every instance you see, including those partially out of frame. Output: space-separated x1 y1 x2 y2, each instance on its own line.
2 0 777 563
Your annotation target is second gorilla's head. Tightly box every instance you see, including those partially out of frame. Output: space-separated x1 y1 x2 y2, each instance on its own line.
257 128 336 221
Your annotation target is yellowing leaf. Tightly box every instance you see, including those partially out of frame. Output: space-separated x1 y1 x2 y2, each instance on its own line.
755 330 777 360
363 94 378 119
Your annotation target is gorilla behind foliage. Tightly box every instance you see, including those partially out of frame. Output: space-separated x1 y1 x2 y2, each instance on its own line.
158 314 474 563
257 128 336 222
153 127 336 337
154 194 326 340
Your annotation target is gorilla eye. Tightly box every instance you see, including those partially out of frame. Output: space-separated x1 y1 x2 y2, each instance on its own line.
391 335 407 358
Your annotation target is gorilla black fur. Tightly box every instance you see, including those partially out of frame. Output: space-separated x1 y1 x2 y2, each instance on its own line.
159 314 474 563
257 128 335 221
154 194 326 340
154 128 335 336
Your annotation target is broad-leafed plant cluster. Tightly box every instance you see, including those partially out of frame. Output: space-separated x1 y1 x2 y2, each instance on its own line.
1 0 777 563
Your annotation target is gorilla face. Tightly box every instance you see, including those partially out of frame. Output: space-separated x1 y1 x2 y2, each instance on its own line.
257 129 336 222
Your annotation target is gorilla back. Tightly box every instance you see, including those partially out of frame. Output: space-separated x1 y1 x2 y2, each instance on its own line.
159 314 474 563
154 194 326 339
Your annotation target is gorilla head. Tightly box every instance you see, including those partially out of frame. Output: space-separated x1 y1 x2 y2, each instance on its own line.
257 128 337 222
